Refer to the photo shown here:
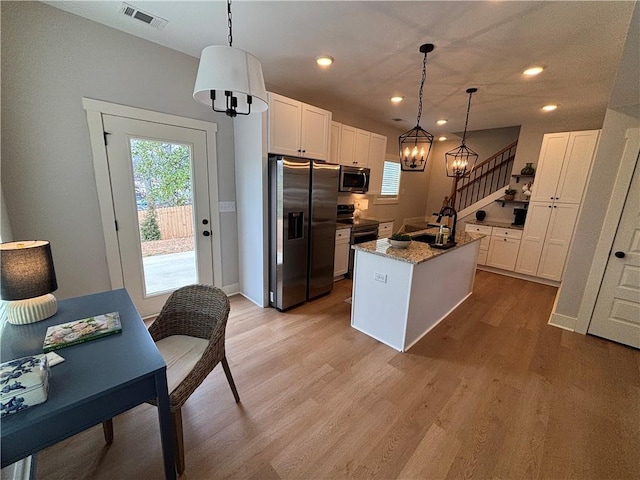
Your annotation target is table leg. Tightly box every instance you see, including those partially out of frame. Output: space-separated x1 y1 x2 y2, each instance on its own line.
154 370 176 480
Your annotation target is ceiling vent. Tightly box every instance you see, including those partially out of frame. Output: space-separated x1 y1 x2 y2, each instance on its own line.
119 3 168 30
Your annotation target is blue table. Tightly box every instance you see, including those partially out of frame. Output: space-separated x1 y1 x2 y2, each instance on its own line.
0 289 176 480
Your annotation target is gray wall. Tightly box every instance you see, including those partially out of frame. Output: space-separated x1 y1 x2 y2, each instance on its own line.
1 2 239 299
425 126 521 217
554 1 640 320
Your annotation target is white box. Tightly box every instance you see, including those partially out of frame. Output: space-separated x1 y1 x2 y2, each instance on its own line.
0 354 50 417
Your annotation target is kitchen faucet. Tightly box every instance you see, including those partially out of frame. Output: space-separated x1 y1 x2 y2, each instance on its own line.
436 206 457 243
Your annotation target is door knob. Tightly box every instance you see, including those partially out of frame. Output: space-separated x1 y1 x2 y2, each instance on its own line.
203 231 211 237
614 251 626 258
202 219 209 225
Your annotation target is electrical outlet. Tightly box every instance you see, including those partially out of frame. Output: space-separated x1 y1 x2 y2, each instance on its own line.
374 272 387 283
218 201 236 213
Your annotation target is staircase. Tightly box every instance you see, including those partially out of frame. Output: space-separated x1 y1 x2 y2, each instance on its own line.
452 141 518 212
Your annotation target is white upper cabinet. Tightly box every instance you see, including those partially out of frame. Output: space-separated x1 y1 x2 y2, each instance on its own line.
268 92 331 161
367 133 387 195
330 121 341 164
354 129 371 167
530 130 600 203
338 124 357 166
554 130 600 204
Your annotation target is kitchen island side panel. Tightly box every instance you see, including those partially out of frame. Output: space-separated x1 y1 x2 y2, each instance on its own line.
404 240 479 350
351 251 413 351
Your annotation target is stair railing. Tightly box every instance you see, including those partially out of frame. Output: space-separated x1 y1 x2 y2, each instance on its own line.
452 141 518 211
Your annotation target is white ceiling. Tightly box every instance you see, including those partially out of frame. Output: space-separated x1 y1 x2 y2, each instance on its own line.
44 1 636 135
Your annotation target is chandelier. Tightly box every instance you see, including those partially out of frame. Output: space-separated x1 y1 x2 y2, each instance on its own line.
398 44 435 172
193 0 268 117
445 88 479 177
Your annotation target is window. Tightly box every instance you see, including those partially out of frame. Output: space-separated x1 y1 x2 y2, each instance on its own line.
375 160 401 204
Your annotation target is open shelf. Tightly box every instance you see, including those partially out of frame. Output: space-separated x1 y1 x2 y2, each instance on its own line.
495 197 530 207
511 173 535 183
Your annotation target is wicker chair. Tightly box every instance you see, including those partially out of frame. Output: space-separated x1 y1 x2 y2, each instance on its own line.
103 284 240 475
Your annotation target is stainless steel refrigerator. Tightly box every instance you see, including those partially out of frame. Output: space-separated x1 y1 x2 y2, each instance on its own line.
269 155 340 310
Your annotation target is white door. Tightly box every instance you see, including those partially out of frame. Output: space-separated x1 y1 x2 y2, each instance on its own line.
588 151 640 348
103 115 215 317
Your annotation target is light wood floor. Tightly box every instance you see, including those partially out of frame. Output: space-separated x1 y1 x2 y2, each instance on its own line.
36 271 640 479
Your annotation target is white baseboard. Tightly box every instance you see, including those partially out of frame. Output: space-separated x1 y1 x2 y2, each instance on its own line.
548 312 576 331
476 265 560 287
221 283 241 296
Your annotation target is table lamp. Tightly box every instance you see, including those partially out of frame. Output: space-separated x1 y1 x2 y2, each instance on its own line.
1 241 58 325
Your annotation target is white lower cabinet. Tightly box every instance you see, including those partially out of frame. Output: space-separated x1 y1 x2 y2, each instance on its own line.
465 224 492 265
515 202 579 281
486 227 522 271
537 203 579 281
378 221 394 239
334 227 351 277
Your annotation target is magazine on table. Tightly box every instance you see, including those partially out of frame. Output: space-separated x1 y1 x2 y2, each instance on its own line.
43 312 122 352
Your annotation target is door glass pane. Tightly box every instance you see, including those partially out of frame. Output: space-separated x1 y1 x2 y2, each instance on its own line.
130 138 197 296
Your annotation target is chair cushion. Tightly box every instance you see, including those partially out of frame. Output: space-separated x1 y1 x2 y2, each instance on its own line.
155 335 209 394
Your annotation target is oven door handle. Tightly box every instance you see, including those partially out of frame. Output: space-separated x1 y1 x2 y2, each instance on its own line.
352 230 378 239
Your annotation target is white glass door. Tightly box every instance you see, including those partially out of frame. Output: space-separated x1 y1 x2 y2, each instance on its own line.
103 115 214 317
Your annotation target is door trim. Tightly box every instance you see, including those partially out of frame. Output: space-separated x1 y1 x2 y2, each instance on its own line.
574 127 639 334
83 98 223 293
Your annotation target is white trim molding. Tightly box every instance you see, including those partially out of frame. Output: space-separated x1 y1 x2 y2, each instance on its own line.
82 98 223 292
574 127 639 334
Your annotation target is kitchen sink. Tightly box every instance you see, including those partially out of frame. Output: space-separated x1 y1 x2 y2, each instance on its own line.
411 234 437 244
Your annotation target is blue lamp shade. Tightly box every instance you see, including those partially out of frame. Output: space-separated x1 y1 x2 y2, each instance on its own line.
1 241 58 324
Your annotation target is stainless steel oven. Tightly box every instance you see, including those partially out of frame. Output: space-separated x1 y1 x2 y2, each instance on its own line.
339 165 370 193
337 204 379 278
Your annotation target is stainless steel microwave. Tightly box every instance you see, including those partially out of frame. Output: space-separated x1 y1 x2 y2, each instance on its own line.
339 165 370 193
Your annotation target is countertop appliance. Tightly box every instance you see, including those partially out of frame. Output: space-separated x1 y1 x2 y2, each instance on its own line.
513 207 528 226
269 155 340 310
337 204 379 278
339 165 370 193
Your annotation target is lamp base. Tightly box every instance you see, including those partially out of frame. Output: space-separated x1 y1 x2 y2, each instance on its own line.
6 294 57 325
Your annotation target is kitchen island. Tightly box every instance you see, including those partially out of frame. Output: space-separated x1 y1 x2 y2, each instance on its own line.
350 229 484 352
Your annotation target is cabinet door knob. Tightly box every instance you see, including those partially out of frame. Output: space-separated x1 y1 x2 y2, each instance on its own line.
548 205 552 208
614 251 626 258
203 230 211 237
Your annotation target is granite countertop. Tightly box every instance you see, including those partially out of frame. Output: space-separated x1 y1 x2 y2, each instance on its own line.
361 216 395 224
352 227 484 265
466 219 524 230
336 223 352 230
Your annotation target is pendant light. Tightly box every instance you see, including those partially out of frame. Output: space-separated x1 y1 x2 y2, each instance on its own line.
193 0 268 117
398 44 435 172
445 88 479 177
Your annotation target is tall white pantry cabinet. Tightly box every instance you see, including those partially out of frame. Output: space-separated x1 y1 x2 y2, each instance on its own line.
515 130 600 281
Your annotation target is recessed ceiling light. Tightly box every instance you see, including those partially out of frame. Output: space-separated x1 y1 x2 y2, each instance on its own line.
436 119 448 126
542 104 558 112
524 66 544 76
438 136 448 141
390 96 403 103
316 55 334 67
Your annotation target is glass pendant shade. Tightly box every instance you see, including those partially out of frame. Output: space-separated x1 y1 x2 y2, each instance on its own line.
445 88 479 178
399 43 435 172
